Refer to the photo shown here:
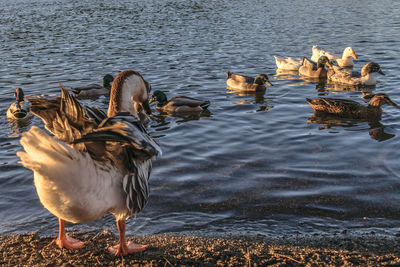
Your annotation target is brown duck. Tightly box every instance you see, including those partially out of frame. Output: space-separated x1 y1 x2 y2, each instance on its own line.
306 93 397 120
226 72 273 91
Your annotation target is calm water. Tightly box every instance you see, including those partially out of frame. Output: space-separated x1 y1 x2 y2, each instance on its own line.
1 0 400 239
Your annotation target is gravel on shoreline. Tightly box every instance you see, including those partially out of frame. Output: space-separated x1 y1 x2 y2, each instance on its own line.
1 230 400 266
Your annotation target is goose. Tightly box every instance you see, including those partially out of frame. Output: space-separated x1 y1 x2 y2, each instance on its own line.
306 93 397 120
311 46 358 68
226 72 273 91
328 62 385 86
298 56 333 78
71 74 114 98
6 88 32 121
149 90 210 113
17 70 161 256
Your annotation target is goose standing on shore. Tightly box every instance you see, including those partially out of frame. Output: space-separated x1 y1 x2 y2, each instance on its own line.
17 70 161 256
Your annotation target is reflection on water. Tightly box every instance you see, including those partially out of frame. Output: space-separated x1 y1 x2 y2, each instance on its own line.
7 116 34 136
307 113 395 142
1 0 400 239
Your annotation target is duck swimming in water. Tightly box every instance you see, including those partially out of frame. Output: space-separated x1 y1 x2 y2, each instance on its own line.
149 90 210 114
71 74 114 98
6 88 32 121
299 56 333 78
328 62 385 86
226 72 273 91
311 46 358 68
306 93 397 120
273 56 303 71
17 70 160 256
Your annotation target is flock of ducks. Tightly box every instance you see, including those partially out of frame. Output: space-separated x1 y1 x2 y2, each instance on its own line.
274 45 397 120
6 44 397 257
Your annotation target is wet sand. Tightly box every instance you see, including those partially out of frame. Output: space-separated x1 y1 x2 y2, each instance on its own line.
1 230 400 266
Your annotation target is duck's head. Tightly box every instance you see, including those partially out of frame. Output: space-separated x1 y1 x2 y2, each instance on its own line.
368 93 397 107
254 74 273 86
317 56 333 69
343 47 358 59
14 88 25 102
149 90 168 106
361 62 385 76
103 74 114 88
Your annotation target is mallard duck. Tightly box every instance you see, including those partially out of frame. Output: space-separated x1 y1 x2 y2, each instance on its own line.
226 72 273 91
306 93 397 120
6 88 32 120
273 56 302 71
328 62 384 86
149 90 210 113
311 46 358 68
71 74 114 97
17 70 161 256
299 56 333 78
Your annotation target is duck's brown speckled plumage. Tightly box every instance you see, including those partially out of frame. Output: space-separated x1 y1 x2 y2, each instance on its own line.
226 72 273 91
306 93 397 120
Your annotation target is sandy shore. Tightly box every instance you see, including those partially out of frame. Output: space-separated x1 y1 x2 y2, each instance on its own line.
1 230 400 266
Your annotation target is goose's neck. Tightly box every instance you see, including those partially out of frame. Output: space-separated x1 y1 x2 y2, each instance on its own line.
107 86 137 117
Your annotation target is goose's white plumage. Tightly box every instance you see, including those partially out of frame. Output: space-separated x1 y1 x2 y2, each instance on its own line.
328 62 385 86
17 70 160 256
273 56 303 71
311 46 358 68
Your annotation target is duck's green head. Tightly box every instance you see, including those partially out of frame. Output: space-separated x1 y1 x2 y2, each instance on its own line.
369 93 397 107
317 56 333 69
149 90 168 106
103 74 114 88
254 74 273 86
14 88 24 102
361 62 385 76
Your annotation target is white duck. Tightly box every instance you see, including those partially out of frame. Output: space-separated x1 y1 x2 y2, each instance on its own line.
6 88 32 121
273 56 303 71
311 46 358 68
328 62 385 86
17 70 161 256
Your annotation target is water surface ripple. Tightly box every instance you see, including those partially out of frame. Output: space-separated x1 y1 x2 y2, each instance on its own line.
1 0 400 238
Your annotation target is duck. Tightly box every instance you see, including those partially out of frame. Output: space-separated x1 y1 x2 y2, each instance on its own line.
6 88 32 121
17 70 161 257
70 74 114 98
226 72 273 91
149 90 210 113
306 93 397 120
327 62 385 86
298 56 333 78
273 56 302 71
311 46 358 68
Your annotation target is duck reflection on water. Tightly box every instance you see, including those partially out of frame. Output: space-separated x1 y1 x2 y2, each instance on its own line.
306 93 398 141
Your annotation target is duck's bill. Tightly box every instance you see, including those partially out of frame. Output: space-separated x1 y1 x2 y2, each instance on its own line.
352 51 358 59
142 99 152 115
325 61 333 68
265 81 273 86
378 69 385 75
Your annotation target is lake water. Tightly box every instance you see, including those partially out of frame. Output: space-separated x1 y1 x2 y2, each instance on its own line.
1 0 400 240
